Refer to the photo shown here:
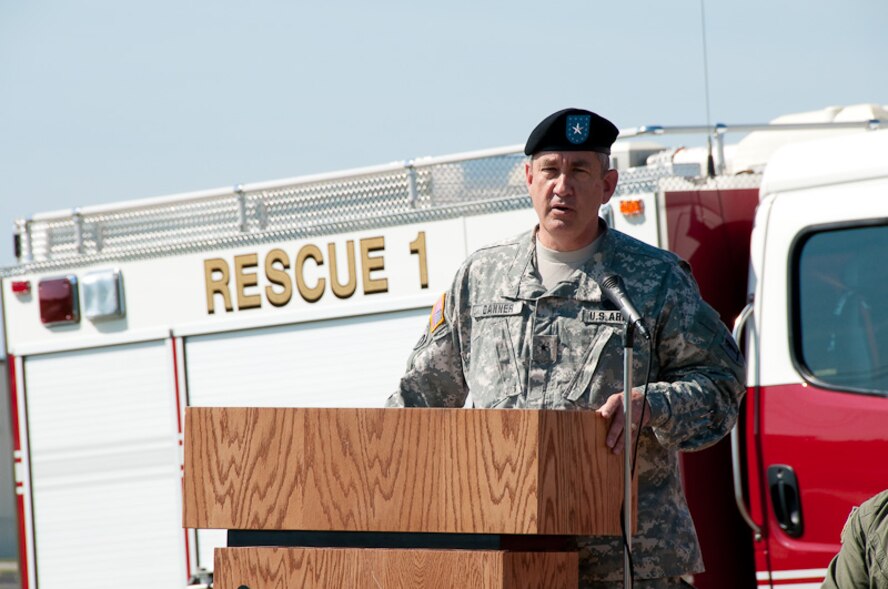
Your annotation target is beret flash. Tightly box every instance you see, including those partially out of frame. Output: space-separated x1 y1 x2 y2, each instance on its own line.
524 108 619 156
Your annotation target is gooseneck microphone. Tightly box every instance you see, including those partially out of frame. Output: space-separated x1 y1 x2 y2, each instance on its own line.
600 274 651 341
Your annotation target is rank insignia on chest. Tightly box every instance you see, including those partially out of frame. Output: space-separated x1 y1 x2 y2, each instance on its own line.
533 334 558 364
471 301 524 318
582 309 625 325
429 293 446 333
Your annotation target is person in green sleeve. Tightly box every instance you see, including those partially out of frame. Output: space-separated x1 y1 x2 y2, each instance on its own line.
822 489 888 589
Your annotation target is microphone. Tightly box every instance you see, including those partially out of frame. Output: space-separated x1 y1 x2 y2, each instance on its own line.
600 274 651 341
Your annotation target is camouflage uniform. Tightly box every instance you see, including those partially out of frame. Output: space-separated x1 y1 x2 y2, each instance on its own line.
386 224 745 584
821 489 888 589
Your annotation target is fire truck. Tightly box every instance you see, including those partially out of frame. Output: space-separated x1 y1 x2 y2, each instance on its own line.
1 104 886 589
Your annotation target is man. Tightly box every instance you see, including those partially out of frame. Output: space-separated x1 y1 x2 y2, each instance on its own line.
821 489 888 589
386 108 745 587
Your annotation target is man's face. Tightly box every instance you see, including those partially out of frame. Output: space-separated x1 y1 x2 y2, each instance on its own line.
525 151 618 251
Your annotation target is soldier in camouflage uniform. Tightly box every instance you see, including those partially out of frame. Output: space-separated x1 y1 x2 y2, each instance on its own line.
386 108 745 588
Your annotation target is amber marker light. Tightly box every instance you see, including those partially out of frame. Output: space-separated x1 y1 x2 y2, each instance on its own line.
619 199 645 216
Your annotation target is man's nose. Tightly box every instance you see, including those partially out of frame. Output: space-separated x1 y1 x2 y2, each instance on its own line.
554 173 572 196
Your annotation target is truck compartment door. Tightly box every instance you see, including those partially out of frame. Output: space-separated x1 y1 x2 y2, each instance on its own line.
23 340 186 589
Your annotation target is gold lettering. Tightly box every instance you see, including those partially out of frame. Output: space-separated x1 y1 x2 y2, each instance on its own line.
360 236 388 295
296 244 325 303
328 240 357 299
409 231 429 288
264 248 292 307
234 254 261 310
204 258 233 314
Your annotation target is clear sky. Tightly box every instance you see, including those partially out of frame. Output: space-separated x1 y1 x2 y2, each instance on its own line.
0 0 886 271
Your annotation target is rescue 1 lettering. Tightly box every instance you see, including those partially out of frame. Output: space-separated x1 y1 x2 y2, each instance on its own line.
203 232 429 313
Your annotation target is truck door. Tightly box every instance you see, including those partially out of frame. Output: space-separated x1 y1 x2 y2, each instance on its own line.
750 175 888 587
21 340 187 589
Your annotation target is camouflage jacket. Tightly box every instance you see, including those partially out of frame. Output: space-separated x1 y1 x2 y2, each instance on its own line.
386 225 746 582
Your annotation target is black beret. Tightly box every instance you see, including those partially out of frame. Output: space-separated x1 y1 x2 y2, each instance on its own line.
524 108 619 156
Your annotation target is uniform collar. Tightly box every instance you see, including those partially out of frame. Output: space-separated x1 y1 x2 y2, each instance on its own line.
505 221 615 303
504 230 543 300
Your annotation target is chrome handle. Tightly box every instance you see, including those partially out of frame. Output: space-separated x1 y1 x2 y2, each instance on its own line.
731 302 763 541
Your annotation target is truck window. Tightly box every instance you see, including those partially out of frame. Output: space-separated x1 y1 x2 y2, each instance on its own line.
793 223 888 394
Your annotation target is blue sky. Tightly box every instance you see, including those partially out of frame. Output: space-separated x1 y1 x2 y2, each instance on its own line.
0 0 886 269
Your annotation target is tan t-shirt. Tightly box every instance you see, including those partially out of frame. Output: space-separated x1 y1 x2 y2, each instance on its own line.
535 237 601 291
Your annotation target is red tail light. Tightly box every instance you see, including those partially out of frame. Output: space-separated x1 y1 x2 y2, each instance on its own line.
38 276 79 325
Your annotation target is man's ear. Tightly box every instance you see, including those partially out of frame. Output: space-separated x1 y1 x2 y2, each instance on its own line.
525 159 534 188
601 168 619 204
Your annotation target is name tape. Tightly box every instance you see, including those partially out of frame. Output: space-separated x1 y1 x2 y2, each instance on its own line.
472 302 524 317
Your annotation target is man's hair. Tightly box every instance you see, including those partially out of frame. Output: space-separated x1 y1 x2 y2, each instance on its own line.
528 152 612 177
596 152 611 174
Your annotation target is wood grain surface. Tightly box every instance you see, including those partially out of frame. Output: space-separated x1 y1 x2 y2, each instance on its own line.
214 547 579 589
183 407 628 535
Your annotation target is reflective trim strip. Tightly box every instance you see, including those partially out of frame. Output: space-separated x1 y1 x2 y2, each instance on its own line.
769 569 828 581
9 354 33 589
757 567 829 587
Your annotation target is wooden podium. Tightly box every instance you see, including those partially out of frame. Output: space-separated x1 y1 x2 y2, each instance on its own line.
183 407 630 588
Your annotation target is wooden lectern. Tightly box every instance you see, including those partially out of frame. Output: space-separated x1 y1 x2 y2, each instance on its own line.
183 407 631 588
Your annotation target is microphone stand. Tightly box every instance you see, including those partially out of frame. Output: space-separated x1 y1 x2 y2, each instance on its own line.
622 319 636 589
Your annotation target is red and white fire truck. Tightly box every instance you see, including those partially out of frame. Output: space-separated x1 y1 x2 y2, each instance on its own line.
2 104 886 589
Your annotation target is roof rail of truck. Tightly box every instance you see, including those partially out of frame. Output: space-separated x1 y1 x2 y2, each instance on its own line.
5 119 877 276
